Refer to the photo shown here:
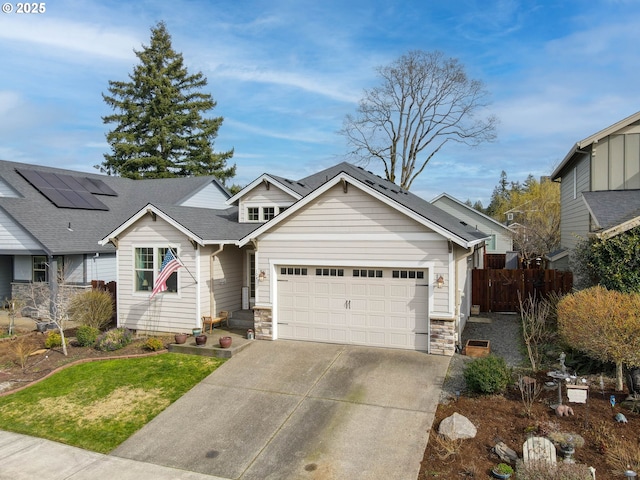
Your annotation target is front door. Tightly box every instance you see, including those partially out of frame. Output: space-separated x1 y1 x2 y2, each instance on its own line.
246 251 256 307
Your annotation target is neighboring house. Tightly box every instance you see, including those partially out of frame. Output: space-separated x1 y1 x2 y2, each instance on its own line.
549 111 640 270
430 192 513 266
101 162 490 355
0 159 230 307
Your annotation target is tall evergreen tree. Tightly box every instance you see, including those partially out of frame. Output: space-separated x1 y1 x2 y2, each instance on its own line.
99 22 235 181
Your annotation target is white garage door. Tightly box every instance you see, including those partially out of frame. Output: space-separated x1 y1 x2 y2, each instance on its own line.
277 266 429 350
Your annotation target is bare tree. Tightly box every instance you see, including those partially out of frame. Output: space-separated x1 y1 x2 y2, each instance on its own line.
16 259 77 356
341 50 497 190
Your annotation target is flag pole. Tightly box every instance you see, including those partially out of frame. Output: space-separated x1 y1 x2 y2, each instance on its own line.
168 246 198 284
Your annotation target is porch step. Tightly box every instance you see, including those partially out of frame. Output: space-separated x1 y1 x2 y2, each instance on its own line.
229 309 254 329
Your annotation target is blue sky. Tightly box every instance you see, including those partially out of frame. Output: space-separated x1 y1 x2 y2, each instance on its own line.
1 0 640 206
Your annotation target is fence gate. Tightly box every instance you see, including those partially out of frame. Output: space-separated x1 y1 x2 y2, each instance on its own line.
472 269 572 312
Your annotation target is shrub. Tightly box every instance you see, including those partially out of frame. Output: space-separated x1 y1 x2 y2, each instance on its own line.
68 289 114 329
95 327 133 352
11 337 37 371
144 337 164 351
463 355 511 394
44 331 63 349
76 325 100 347
558 285 640 391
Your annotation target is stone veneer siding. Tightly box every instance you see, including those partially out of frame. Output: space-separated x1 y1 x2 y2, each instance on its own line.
429 318 456 356
253 306 456 356
253 306 273 340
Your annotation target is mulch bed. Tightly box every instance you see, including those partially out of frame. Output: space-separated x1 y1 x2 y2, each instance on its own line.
0 327 173 395
418 371 640 478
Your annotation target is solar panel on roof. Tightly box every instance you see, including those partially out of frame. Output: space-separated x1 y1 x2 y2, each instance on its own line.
80 177 118 196
15 168 112 211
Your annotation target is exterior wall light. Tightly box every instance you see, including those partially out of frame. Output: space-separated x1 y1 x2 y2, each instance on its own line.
436 275 445 288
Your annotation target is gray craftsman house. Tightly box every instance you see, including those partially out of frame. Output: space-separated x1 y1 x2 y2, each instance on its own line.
549 111 640 270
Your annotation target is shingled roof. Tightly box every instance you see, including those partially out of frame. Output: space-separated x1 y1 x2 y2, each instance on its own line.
0 159 228 255
582 190 640 238
299 162 490 244
235 162 489 247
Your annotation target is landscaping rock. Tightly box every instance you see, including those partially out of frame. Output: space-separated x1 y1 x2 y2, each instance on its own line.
438 412 477 440
493 441 518 464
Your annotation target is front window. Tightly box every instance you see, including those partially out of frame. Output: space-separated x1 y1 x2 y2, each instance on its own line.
33 256 47 282
158 248 178 292
134 247 179 293
135 248 154 291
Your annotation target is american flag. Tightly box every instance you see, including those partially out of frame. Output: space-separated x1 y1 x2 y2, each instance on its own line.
150 249 182 299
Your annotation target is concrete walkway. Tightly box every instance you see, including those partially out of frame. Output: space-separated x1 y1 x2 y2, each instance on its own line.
0 340 450 480
0 430 224 480
112 340 450 479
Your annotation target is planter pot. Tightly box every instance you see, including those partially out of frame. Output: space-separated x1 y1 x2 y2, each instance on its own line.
192 328 202 337
195 334 207 346
464 339 491 358
174 333 188 344
491 470 511 479
219 336 232 348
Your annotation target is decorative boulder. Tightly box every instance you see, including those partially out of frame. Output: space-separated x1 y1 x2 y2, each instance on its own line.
493 441 518 464
438 412 477 440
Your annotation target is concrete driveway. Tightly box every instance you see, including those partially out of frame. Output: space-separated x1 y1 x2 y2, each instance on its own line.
112 340 450 480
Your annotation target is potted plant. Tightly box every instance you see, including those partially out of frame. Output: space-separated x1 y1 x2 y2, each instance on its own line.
174 333 188 344
492 463 513 479
219 336 232 348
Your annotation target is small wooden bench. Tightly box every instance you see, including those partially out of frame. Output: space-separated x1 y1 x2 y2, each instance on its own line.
202 311 229 333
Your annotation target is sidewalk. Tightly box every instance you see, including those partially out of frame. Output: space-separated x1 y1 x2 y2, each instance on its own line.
0 430 227 480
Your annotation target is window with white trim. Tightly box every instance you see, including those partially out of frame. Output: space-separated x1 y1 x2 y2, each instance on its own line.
33 256 48 282
262 206 275 220
248 207 259 221
134 247 179 293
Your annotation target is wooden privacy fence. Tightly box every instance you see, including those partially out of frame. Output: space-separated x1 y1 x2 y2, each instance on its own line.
472 269 573 313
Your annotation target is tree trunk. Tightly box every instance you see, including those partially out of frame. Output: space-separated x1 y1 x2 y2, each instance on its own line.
616 361 624 392
58 326 68 356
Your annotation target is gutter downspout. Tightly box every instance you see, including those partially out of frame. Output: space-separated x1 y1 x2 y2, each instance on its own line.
455 244 478 350
210 244 224 317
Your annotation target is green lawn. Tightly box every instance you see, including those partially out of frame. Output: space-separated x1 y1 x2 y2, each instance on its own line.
0 353 224 453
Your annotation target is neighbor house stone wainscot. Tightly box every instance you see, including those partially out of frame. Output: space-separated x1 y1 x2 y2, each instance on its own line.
430 317 456 356
11 282 91 319
253 306 273 340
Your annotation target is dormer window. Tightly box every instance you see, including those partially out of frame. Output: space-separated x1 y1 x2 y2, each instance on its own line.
248 207 259 221
262 207 275 221
245 205 286 222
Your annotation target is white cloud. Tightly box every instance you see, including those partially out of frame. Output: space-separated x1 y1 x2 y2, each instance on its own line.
0 17 139 61
211 64 359 103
